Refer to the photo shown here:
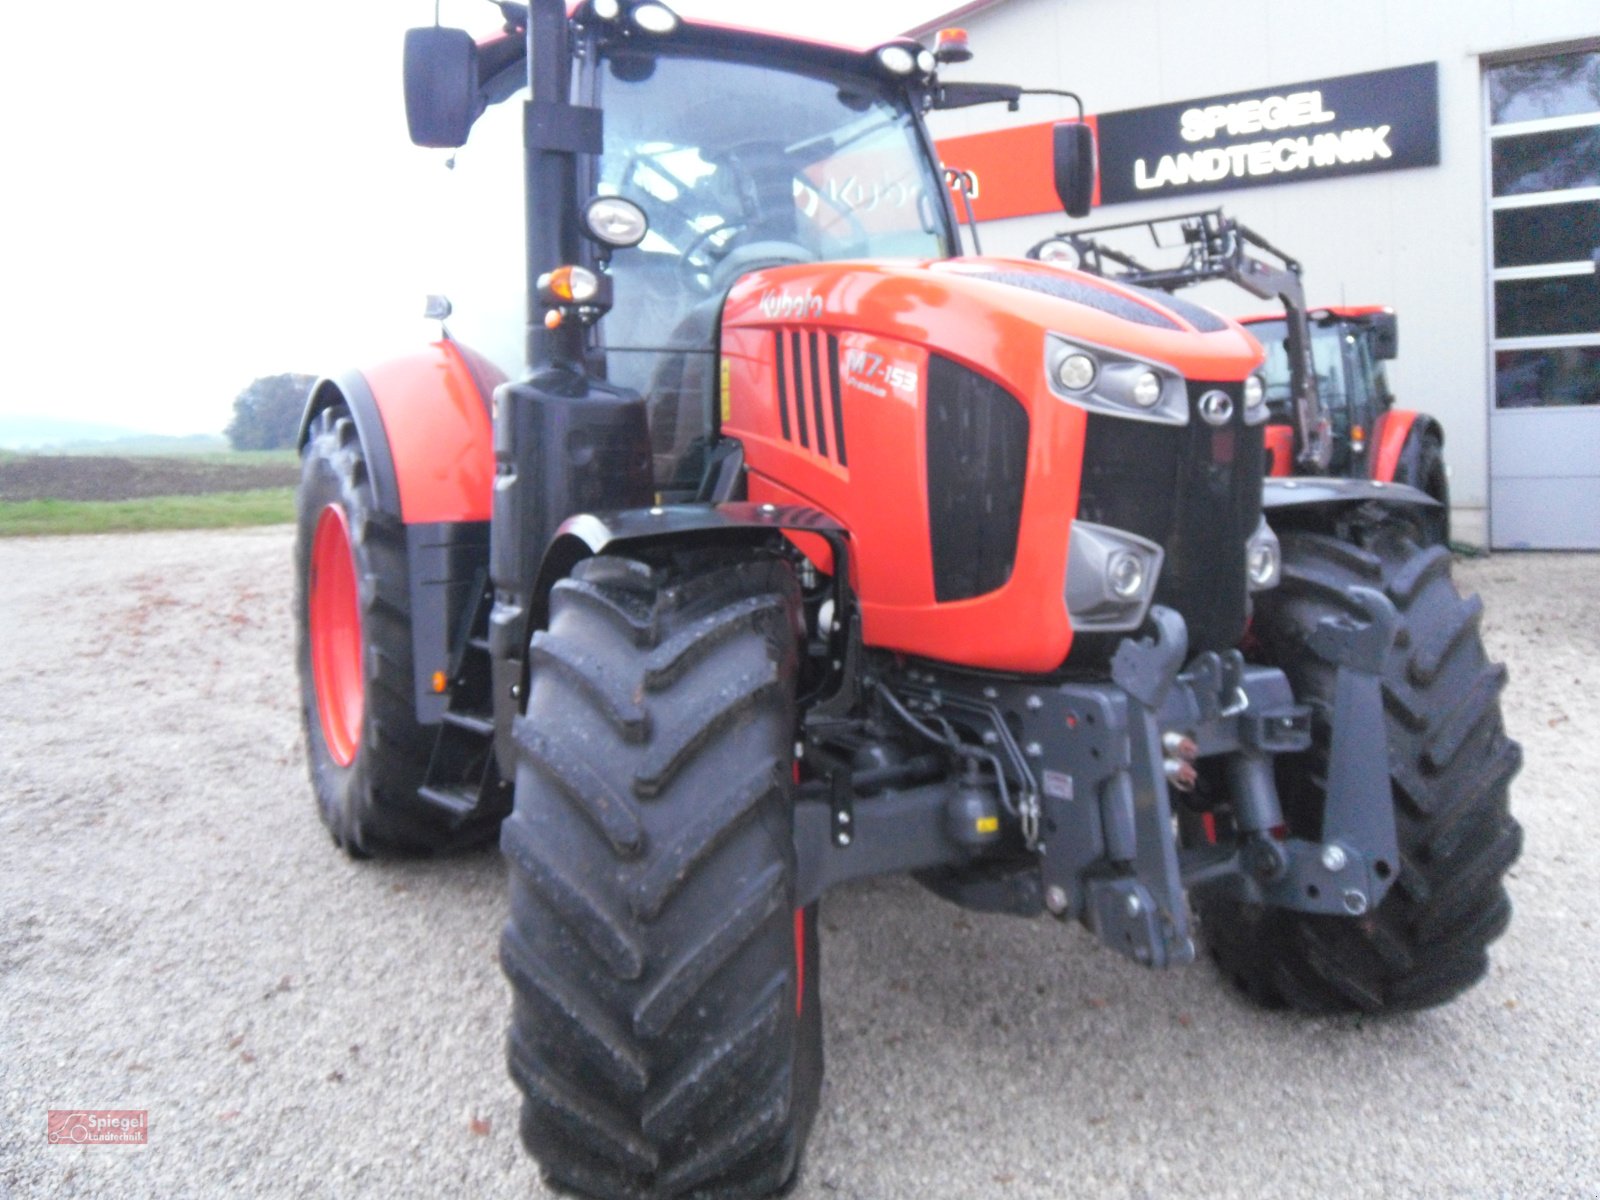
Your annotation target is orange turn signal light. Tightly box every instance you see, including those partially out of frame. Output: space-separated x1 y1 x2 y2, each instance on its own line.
431 671 448 693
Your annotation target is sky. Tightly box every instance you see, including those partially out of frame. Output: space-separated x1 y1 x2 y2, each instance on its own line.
0 0 955 437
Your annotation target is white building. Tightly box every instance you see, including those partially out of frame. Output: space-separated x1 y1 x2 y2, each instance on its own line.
916 0 1599 549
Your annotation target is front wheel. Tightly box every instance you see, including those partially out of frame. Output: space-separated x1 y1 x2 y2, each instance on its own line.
501 550 822 1200
1200 520 1522 1013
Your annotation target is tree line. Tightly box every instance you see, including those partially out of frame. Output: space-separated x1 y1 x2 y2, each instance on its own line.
225 374 317 451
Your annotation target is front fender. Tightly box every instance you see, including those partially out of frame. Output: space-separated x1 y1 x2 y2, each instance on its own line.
1263 476 1440 515
492 502 851 778
532 501 849 619
1370 409 1442 486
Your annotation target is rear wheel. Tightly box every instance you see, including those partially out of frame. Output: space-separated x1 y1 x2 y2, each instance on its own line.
295 406 465 856
501 550 822 1200
1201 519 1522 1013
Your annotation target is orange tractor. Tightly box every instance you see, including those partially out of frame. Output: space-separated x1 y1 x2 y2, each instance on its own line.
1031 208 1451 544
1030 209 1459 544
294 5 1521 1197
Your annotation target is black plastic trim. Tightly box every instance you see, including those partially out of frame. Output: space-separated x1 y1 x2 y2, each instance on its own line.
925 355 1029 602
826 333 848 467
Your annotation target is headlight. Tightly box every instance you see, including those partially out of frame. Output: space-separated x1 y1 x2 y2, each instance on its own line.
1034 239 1081 268
1245 517 1281 592
1243 373 1264 409
582 195 649 248
1046 334 1189 426
1055 352 1096 391
1066 521 1165 631
1131 371 1163 409
1242 372 1268 424
1107 550 1146 599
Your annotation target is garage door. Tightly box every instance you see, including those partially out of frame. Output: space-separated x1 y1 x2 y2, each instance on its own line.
1486 46 1600 549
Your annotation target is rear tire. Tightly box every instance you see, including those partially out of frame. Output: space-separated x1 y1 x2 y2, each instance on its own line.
295 406 465 856
1201 519 1522 1013
501 550 822 1200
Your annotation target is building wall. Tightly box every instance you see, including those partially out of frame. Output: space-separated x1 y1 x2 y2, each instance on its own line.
923 0 1599 546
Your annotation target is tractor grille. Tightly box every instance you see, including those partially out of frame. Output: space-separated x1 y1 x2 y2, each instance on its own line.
926 355 1029 602
773 329 848 468
1073 380 1264 655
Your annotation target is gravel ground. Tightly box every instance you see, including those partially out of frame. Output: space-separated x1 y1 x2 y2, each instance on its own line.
2 528 1596 1199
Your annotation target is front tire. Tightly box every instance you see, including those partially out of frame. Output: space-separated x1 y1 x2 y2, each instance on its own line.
500 550 822 1200
1392 430 1450 547
1201 520 1522 1013
295 406 462 856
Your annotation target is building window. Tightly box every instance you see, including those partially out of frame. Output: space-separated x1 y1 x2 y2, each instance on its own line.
1486 47 1600 408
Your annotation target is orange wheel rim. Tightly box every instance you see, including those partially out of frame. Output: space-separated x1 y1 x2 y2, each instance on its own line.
309 504 364 766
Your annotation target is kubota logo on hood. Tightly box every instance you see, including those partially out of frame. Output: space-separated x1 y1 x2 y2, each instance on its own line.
760 290 824 320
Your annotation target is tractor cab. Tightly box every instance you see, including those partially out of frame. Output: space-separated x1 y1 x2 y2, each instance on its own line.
1243 306 1399 475
407 12 960 498
589 43 954 492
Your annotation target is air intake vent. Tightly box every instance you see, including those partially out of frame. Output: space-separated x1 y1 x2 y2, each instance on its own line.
926 356 1029 602
773 329 848 468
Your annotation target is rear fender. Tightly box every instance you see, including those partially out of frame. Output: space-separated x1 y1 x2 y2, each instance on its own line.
297 339 500 523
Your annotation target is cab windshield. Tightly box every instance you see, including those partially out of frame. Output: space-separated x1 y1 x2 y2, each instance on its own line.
1252 318 1349 414
594 48 950 490
596 49 950 351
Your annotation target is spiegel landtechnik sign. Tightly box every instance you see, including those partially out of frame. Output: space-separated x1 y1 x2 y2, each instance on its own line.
1095 63 1439 205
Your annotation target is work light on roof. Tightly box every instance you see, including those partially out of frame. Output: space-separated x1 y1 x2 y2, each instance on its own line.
590 0 621 20
631 3 680 34
876 44 917 76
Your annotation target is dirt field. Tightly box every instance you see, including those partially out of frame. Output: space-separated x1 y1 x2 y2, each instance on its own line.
0 455 298 502
1 529 1596 1199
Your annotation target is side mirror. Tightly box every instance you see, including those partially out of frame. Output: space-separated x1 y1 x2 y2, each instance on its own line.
1367 310 1399 360
403 27 480 148
1052 122 1096 219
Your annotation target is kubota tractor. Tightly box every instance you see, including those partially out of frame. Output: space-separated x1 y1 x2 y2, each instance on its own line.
1029 209 1452 544
294 5 1522 1197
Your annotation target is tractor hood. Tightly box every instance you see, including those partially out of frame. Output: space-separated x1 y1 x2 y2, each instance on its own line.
722 255 1265 387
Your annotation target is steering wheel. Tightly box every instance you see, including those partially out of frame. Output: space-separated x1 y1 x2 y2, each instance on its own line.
678 221 749 292
707 240 817 293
